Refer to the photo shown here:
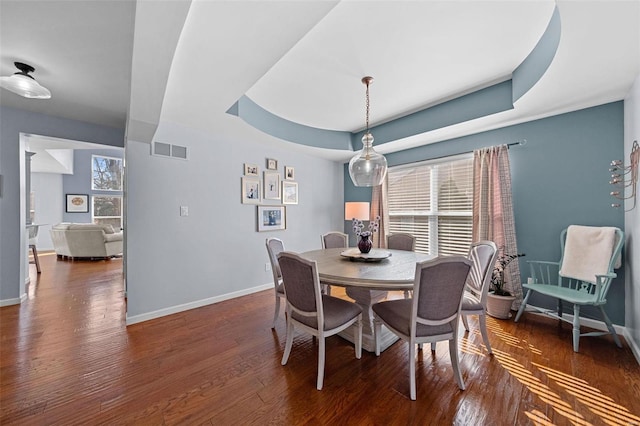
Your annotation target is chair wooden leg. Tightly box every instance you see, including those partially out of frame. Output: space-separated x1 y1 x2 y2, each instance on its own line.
410 342 417 400
599 305 623 348
461 314 470 332
30 244 41 273
354 315 362 359
572 304 581 352
449 337 465 391
514 290 532 322
272 296 281 329
281 317 295 365
374 319 381 356
478 314 492 354
430 342 436 352
317 335 325 390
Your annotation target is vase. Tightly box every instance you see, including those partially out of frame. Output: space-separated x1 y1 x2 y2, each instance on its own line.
358 235 372 254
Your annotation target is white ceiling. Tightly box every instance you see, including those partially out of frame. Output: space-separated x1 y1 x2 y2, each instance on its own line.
2 1 639 161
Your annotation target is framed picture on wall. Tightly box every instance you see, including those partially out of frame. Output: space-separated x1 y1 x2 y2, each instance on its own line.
66 194 89 213
241 177 261 204
257 205 286 231
284 166 295 180
263 171 280 200
244 163 259 176
282 181 298 205
266 158 278 170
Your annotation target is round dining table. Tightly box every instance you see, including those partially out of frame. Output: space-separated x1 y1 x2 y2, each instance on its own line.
301 247 434 353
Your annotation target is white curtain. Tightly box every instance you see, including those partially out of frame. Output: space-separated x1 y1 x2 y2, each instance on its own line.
473 145 523 309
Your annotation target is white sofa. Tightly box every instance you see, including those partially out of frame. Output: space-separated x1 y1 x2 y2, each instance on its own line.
50 223 123 259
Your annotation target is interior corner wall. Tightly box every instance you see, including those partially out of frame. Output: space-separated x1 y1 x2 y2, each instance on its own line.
624 73 640 353
125 123 344 321
344 102 626 325
0 106 124 303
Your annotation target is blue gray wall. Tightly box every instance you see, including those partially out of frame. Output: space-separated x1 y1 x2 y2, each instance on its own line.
62 149 123 223
345 102 626 325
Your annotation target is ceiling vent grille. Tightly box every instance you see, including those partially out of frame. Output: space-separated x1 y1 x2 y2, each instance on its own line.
152 142 188 160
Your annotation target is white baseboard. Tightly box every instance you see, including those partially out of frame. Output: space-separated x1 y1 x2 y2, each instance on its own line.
0 292 27 307
524 306 626 335
125 282 273 325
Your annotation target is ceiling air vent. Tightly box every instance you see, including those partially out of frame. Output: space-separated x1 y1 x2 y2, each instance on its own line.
152 142 188 160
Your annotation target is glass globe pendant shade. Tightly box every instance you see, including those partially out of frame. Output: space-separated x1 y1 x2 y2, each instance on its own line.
348 131 388 187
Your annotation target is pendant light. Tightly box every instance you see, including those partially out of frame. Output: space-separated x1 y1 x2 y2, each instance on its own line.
0 62 51 99
348 76 387 187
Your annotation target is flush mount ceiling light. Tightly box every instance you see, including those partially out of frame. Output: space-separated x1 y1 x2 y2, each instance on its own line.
348 76 387 187
0 62 51 99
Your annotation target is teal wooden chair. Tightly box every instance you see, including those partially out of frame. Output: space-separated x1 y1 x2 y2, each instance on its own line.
514 225 624 352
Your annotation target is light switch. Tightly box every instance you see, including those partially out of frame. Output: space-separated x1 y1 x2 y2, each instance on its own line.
180 206 189 217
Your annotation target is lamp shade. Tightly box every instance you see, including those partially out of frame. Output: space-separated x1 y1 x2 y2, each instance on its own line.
345 202 370 221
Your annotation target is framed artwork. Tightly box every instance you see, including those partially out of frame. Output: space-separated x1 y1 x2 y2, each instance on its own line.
257 205 286 232
66 194 89 213
282 181 298 205
263 171 281 200
266 158 278 170
244 163 259 176
241 177 261 204
284 166 295 180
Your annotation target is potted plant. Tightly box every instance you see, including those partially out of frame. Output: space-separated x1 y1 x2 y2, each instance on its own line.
486 250 525 319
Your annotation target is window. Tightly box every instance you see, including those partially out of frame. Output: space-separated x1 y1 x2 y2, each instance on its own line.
92 155 123 191
93 195 122 230
387 154 473 256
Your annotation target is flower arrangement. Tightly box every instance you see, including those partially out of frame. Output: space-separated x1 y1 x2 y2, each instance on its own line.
352 215 381 238
491 249 526 296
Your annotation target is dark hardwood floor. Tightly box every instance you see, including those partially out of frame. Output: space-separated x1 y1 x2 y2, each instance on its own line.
1 252 639 425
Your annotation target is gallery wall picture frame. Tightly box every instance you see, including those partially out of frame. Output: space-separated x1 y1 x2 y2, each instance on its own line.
284 166 295 180
257 205 286 232
282 181 298 205
66 194 89 213
241 177 261 204
244 163 259 176
263 171 281 200
266 158 278 170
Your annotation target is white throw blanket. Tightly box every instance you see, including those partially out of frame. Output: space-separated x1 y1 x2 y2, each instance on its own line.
559 225 619 284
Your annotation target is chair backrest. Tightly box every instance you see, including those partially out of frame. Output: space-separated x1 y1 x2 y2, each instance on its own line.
466 241 498 304
265 238 285 284
557 226 624 299
387 233 416 251
27 225 40 245
321 232 348 249
412 256 472 332
278 252 324 321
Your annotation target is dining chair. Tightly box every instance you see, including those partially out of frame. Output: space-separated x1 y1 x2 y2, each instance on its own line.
386 233 416 251
387 232 417 298
460 240 498 354
373 256 472 400
515 225 624 352
278 251 362 390
265 238 286 329
27 224 42 273
321 232 348 249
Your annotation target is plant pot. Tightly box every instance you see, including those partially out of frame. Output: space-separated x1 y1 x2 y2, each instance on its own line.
486 292 516 319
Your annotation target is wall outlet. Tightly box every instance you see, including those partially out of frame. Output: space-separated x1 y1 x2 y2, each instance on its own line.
265 263 271 272
180 205 188 217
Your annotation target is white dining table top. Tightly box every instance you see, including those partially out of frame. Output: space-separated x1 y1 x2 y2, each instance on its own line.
300 248 434 291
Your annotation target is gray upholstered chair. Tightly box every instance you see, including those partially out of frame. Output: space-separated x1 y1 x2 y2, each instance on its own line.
386 233 416 251
278 251 363 390
321 232 348 249
387 233 416 298
265 238 286 329
373 256 472 400
460 240 498 354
